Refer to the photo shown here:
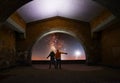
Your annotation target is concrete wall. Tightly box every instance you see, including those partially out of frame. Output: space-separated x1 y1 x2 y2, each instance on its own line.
1 12 119 67
89 9 120 66
0 0 119 68
101 21 120 67
0 12 27 68
16 17 94 64
0 25 16 69
90 9 113 32
90 8 120 67
10 12 26 30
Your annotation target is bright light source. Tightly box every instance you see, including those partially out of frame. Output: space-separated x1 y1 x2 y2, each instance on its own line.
75 50 81 57
17 0 104 22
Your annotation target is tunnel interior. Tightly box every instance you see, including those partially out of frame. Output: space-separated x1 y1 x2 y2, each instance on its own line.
0 0 120 69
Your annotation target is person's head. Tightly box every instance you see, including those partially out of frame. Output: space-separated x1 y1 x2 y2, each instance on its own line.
51 51 54 53
56 49 59 52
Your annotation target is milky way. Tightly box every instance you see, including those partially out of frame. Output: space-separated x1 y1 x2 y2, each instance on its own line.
32 33 86 60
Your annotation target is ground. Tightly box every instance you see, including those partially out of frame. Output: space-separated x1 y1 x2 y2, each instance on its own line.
0 64 120 83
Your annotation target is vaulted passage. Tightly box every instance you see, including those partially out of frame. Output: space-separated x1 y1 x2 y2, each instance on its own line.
0 0 120 83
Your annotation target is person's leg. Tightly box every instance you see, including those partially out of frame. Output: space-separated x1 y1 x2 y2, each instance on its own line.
49 61 52 69
59 59 61 69
56 59 59 69
57 59 61 69
53 60 57 69
52 60 56 69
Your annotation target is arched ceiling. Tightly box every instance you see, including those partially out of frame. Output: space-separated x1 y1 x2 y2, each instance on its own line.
93 0 120 18
17 0 105 23
0 0 32 22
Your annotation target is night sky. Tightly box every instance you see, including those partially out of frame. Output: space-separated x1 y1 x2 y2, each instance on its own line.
32 33 86 60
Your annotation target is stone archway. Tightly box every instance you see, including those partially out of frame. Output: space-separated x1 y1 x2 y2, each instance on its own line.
31 30 87 61
15 17 93 65
0 0 119 68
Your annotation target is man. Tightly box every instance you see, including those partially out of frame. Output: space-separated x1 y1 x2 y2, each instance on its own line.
47 51 56 69
55 49 67 69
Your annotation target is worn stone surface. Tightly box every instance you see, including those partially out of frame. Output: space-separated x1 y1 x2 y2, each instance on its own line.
0 25 16 69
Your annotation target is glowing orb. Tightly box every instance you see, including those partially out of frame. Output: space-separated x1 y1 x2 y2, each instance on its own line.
75 50 81 57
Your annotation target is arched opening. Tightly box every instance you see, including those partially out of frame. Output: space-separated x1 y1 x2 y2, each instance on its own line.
31 30 86 63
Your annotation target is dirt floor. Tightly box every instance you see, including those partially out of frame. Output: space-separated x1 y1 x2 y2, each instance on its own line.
0 64 120 83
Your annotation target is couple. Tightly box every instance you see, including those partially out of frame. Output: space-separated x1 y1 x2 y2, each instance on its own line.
47 49 67 69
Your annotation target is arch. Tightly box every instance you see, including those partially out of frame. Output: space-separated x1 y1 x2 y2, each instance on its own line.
0 0 32 22
21 17 92 65
0 0 119 22
28 30 88 63
36 30 77 45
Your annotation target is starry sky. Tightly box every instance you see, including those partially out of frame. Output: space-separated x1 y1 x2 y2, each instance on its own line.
32 33 86 60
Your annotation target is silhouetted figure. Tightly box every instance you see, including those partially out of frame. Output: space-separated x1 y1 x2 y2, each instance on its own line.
47 51 56 69
55 49 67 69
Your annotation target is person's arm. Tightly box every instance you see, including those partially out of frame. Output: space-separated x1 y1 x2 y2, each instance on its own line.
64 53 68 55
46 56 49 58
46 54 50 58
61 52 68 55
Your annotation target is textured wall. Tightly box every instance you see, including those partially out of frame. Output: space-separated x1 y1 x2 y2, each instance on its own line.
0 25 16 69
0 0 119 68
17 17 92 49
16 17 94 64
101 21 120 67
0 16 119 67
90 9 112 30
10 12 26 30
